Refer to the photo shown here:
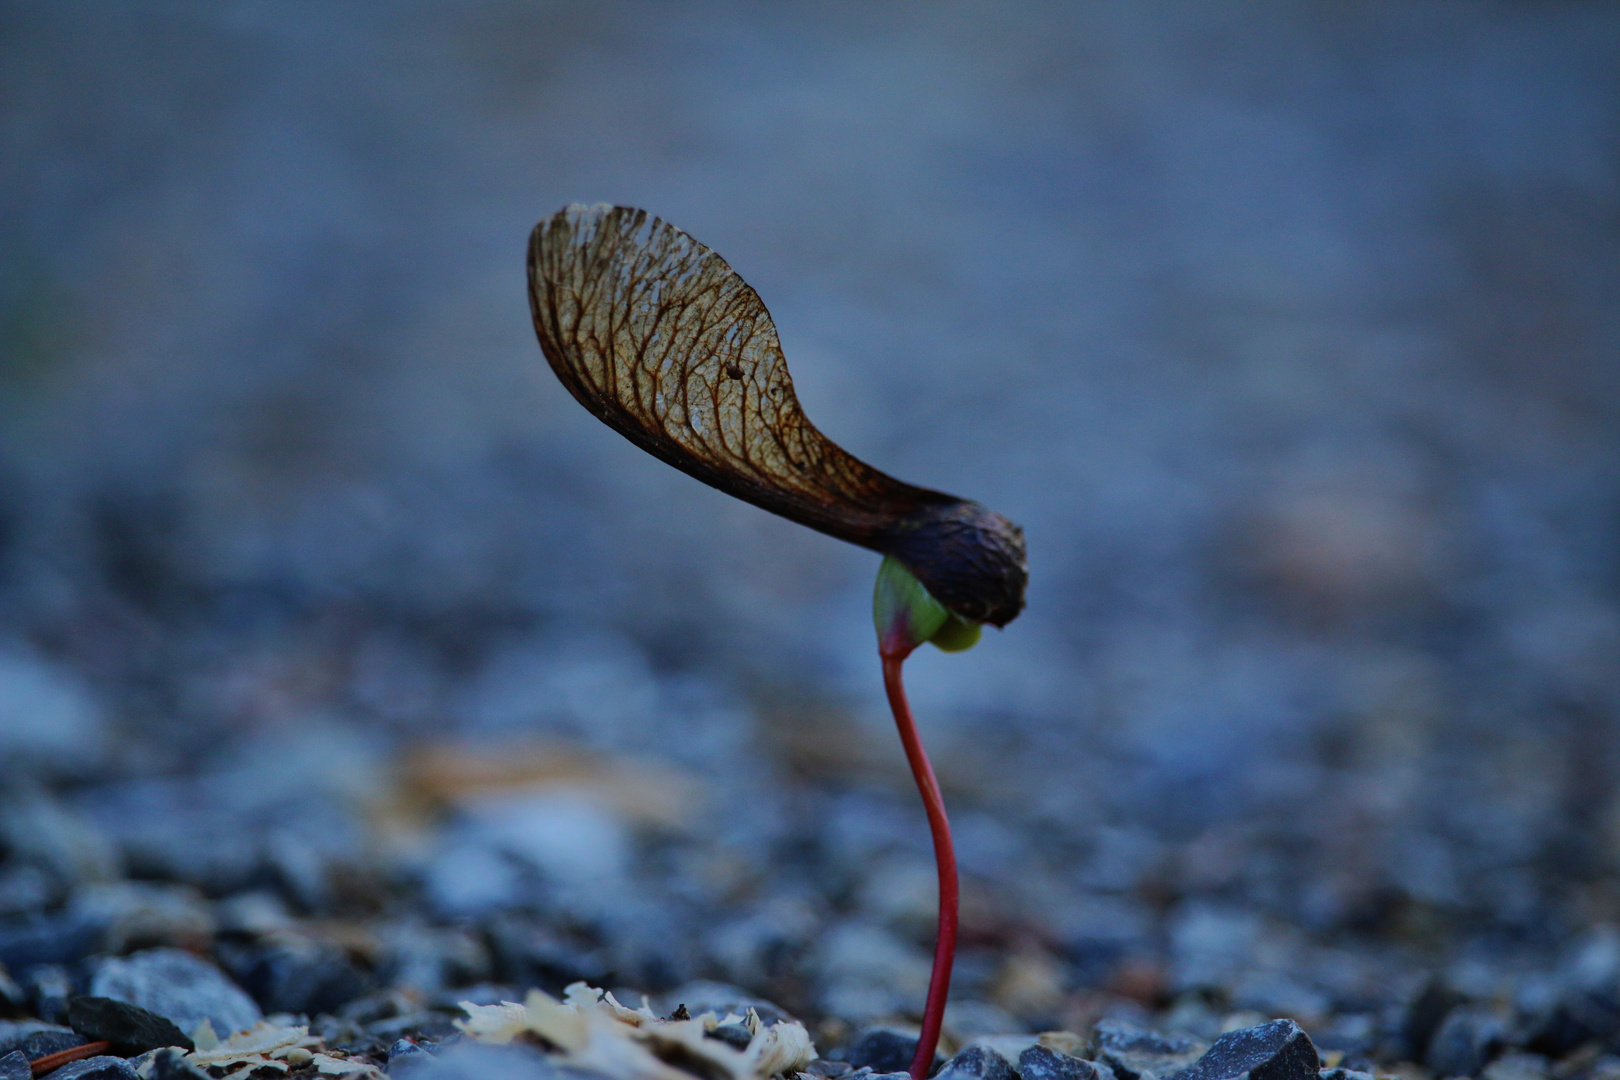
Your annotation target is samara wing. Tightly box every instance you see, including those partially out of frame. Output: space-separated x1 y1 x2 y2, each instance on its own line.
527 204 1025 626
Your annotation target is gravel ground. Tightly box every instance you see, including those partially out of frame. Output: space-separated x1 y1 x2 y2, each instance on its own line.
0 708 1619 1080
1 4 1618 1080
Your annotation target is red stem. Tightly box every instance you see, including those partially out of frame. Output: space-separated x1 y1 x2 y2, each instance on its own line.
882 649 958 1080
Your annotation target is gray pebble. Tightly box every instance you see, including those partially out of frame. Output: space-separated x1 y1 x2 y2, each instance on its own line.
389 1038 436 1076
935 1045 1016 1080
368 1012 460 1043
1423 1007 1504 1079
1166 1019 1319 1080
1481 1053 1551 1080
0 916 97 984
840 1028 925 1075
25 966 74 1026
390 1037 435 1059
395 1039 596 1079
89 948 260 1039
1092 1020 1205 1080
0 1019 85 1059
1523 989 1619 1059
38 1057 137 1080
66 995 192 1054
0 1050 27 1080
1402 981 1466 1063
0 967 27 1017
229 936 371 1015
1022 1045 1116 1080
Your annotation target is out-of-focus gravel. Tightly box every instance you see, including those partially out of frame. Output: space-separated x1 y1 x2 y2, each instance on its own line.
1 4 1618 1080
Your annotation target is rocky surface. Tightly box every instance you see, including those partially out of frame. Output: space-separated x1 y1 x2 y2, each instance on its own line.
1 5 1619 1080
0 692 1613 1080
0 873 1609 1080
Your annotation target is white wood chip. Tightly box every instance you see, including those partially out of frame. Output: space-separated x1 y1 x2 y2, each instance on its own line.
311 1052 384 1077
457 982 816 1080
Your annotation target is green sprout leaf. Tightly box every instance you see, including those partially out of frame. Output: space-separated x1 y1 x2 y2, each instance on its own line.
874 556 981 656
928 613 982 652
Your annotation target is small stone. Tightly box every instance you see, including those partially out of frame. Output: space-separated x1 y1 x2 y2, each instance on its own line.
0 915 99 972
138 1047 211 1079
1586 1057 1620 1080
0 1050 27 1080
26 966 74 1025
802 1062 853 1079
1038 1035 1093 1060
816 925 931 1025
1524 990 1620 1057
1423 1008 1503 1079
0 1019 86 1059
1402 981 1466 1063
312 1013 386 1058
339 989 412 1025
1308 1016 1376 1062
367 1013 459 1043
227 937 371 1016
1480 1053 1550 1080
706 1024 754 1050
389 1038 434 1060
483 915 609 992
388 1039 579 1078
1166 1019 1319 1080
0 964 27 1015
0 788 117 900
1021 1045 1117 1080
67 995 192 1053
966 1036 1039 1068
89 948 260 1038
841 1029 925 1075
1317 1070 1374 1080
944 1003 1025 1045
935 1045 1016 1080
375 922 490 997
0 648 110 778
388 1038 436 1076
0 863 57 921
66 882 216 956
1091 1020 1205 1080
37 1057 137 1080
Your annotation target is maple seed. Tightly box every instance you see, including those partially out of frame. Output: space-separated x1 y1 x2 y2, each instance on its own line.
527 204 1028 627
527 204 1027 1080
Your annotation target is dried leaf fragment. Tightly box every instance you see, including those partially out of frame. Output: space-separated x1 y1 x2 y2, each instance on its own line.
186 1020 320 1071
457 982 816 1080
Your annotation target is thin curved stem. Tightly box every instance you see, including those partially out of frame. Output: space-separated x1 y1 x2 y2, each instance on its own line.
882 651 958 1080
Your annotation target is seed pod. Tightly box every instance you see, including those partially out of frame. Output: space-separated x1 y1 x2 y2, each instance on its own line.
528 203 1027 627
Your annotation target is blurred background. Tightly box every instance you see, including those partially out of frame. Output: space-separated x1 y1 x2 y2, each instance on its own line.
0 0 1617 1054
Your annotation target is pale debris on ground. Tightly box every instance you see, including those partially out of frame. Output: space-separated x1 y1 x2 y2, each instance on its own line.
135 1018 383 1079
457 981 818 1080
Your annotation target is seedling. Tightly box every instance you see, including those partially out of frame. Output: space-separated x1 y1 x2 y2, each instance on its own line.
528 205 1027 1080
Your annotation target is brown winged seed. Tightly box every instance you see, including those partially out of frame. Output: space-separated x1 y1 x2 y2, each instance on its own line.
528 204 1026 627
